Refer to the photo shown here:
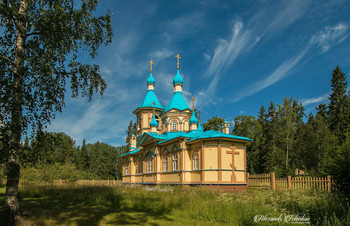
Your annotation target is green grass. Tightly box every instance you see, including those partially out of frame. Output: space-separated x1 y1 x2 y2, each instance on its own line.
0 184 349 225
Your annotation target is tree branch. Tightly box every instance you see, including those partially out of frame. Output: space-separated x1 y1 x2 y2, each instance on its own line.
0 55 16 69
26 32 41 37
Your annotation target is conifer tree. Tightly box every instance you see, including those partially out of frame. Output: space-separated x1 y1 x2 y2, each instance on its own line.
80 139 89 170
256 105 268 173
328 66 349 143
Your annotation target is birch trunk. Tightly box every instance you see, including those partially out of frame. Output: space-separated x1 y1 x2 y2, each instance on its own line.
4 0 27 224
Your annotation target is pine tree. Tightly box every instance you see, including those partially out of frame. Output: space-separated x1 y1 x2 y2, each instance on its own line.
328 66 349 143
265 102 280 172
125 120 137 151
81 139 89 170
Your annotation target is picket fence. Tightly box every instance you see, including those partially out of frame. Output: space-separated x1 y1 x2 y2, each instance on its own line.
1 179 122 186
248 173 332 192
52 179 122 186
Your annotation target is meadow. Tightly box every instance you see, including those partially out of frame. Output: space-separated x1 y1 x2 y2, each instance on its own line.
0 184 349 225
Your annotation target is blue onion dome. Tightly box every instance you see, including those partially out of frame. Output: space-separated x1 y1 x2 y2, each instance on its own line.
189 111 199 124
197 123 203 131
150 115 158 127
173 70 183 85
147 73 155 85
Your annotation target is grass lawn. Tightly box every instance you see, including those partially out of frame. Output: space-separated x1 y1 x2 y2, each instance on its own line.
0 184 349 225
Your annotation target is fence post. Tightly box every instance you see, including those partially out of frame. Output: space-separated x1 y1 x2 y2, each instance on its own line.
92 179 94 185
271 173 276 190
327 176 331 192
288 176 291 190
60 179 62 185
113 179 116 185
108 179 110 185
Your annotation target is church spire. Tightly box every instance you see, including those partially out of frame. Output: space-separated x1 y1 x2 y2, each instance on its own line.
175 54 181 69
147 58 155 90
149 58 153 73
173 54 183 92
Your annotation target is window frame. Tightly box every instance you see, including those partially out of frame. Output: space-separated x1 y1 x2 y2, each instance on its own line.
173 154 178 171
172 120 177 131
163 156 168 172
193 152 199 170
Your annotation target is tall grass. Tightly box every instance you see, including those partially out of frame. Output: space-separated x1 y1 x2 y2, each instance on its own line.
1 184 349 225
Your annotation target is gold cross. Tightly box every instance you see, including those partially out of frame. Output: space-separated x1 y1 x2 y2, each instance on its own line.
152 101 156 114
226 146 240 183
149 58 154 72
191 97 196 111
175 54 181 69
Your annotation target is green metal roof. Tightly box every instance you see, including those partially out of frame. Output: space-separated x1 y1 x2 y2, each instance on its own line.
150 114 158 127
147 73 155 85
138 90 164 109
164 91 190 112
189 111 198 124
173 69 183 85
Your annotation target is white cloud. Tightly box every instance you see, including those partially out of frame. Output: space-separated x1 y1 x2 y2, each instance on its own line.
310 23 348 54
202 1 310 100
151 48 173 61
301 92 330 106
232 49 308 103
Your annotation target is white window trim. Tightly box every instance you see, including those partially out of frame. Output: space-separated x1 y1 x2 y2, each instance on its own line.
173 154 178 171
172 120 177 131
163 156 168 172
125 165 129 175
193 152 198 170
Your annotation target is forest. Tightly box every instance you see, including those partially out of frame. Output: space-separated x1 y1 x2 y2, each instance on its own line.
0 66 349 194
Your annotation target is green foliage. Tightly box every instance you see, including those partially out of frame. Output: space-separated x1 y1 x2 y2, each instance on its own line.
125 120 137 150
0 0 112 133
1 185 349 225
328 66 349 143
232 66 350 194
202 116 225 131
20 163 94 184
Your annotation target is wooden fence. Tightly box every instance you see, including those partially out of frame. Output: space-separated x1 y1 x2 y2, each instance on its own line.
248 173 332 192
53 179 122 186
1 179 122 186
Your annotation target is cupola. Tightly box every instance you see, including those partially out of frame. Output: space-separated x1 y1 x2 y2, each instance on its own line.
190 111 198 131
150 114 158 132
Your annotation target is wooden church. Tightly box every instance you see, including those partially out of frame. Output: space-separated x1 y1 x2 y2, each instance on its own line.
120 55 252 191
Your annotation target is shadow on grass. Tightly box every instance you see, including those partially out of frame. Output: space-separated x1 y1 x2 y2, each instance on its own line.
0 185 175 225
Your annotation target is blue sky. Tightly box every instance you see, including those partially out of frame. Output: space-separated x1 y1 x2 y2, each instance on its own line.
47 0 350 147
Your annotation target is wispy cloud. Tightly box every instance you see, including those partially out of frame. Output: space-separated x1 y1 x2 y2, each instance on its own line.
162 11 206 42
232 49 308 103
301 92 330 106
310 23 348 54
202 1 311 98
230 22 348 103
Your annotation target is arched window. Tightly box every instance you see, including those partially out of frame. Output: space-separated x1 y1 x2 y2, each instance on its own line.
139 159 143 174
125 165 129 175
173 154 178 171
172 120 177 131
163 156 168 172
193 152 198 170
147 157 153 173
184 120 189 131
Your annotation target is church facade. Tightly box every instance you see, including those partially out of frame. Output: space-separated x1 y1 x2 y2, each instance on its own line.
120 56 252 191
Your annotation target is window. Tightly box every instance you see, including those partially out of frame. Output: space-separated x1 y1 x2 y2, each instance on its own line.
139 159 143 174
147 157 153 173
125 165 129 175
163 157 168 172
173 154 178 171
172 120 177 131
193 152 198 170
